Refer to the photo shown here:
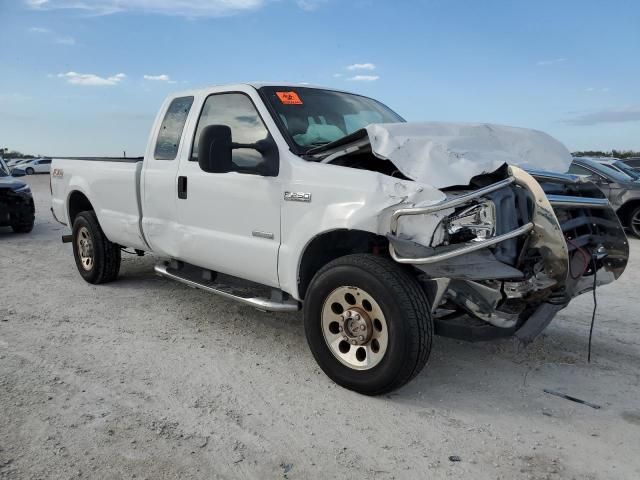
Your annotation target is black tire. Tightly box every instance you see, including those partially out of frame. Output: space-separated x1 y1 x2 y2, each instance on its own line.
11 216 34 233
71 211 121 284
303 254 433 395
25 167 34 175
629 206 640 238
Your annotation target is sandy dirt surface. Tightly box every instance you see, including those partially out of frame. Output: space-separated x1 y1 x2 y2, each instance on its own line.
1 175 639 479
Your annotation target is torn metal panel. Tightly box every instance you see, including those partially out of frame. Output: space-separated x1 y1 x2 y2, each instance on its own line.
414 248 524 280
445 279 518 328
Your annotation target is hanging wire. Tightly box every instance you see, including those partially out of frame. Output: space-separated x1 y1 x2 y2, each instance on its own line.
587 253 598 363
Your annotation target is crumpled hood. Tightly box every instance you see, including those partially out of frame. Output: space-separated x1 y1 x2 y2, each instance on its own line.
364 122 572 188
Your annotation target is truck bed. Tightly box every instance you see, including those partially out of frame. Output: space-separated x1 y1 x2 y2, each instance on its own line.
51 157 148 251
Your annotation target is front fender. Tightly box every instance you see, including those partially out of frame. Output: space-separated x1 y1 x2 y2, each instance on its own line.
278 166 444 299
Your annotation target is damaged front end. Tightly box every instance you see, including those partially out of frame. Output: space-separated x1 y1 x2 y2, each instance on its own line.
386 165 629 343
312 121 629 343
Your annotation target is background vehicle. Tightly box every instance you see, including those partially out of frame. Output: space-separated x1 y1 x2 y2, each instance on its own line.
622 157 640 171
16 158 52 175
580 157 640 180
6 158 31 168
51 84 628 395
0 157 35 233
569 157 640 237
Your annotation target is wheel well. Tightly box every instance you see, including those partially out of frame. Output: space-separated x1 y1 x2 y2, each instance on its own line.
617 200 640 225
297 229 389 300
68 191 94 225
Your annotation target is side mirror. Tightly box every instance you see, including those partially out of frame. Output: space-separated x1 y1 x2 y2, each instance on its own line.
198 124 279 177
198 125 233 174
11 169 25 177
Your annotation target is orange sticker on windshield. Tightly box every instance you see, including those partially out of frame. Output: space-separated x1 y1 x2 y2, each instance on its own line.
276 91 303 105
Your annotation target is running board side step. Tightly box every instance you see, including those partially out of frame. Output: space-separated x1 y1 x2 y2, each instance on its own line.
154 262 300 312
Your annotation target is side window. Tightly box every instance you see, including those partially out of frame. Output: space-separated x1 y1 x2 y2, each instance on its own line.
41 159 52 164
569 164 596 177
191 93 270 171
154 96 194 160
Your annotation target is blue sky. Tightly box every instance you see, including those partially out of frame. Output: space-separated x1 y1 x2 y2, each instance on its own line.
0 0 638 156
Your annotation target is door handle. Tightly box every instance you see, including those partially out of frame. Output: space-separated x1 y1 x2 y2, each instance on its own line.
178 176 188 199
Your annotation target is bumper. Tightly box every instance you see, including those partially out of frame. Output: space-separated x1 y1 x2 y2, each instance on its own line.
389 176 535 265
387 166 629 341
0 189 35 227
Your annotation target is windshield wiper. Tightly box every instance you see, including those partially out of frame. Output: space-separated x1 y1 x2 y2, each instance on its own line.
305 129 371 156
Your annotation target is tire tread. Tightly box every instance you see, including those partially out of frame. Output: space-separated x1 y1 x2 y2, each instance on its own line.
311 254 432 395
74 211 121 284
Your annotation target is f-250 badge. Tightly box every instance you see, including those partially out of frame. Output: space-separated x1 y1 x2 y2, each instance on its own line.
284 191 311 203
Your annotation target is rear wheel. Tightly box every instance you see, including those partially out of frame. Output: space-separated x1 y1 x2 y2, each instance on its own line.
629 206 640 238
304 254 433 395
72 211 121 284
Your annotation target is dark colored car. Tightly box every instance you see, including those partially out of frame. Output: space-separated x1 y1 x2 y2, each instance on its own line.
0 158 35 233
622 157 640 171
569 157 640 237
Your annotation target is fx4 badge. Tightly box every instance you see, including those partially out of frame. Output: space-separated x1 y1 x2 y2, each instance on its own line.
52 168 64 178
284 191 312 203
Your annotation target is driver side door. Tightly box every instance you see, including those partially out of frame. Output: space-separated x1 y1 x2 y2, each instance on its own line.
172 92 282 288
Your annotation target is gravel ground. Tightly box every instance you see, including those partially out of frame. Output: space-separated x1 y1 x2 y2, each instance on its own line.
1 175 639 480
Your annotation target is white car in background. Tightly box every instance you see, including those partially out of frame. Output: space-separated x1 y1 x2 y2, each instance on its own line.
14 158 52 175
6 158 31 168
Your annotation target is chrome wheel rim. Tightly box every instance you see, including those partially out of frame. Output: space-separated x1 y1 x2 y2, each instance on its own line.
321 286 389 370
77 226 94 271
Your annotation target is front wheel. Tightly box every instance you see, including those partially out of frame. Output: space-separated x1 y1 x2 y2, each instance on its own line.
629 206 640 238
72 211 121 284
25 167 34 175
304 254 433 395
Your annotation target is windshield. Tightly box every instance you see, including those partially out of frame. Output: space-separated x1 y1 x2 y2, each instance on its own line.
259 86 404 152
613 160 640 180
588 161 635 182
0 159 9 177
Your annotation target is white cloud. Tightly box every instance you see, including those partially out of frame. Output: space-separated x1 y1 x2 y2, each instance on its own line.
28 25 75 45
332 73 342 78
536 57 566 66
143 74 173 82
57 72 126 86
585 87 610 93
25 0 269 17
296 0 327 11
565 105 640 126
55 35 76 45
346 63 376 71
347 75 379 82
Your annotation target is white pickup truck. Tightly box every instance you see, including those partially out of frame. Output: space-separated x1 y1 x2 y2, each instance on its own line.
51 83 629 395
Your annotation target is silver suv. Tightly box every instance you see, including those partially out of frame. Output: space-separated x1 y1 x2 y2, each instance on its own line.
570 157 640 237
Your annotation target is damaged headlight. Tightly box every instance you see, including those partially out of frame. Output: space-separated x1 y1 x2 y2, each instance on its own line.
445 200 496 242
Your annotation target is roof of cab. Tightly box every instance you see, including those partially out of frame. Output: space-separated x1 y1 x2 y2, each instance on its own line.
168 82 352 98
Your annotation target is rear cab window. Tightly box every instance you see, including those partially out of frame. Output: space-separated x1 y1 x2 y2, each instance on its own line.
154 96 194 160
